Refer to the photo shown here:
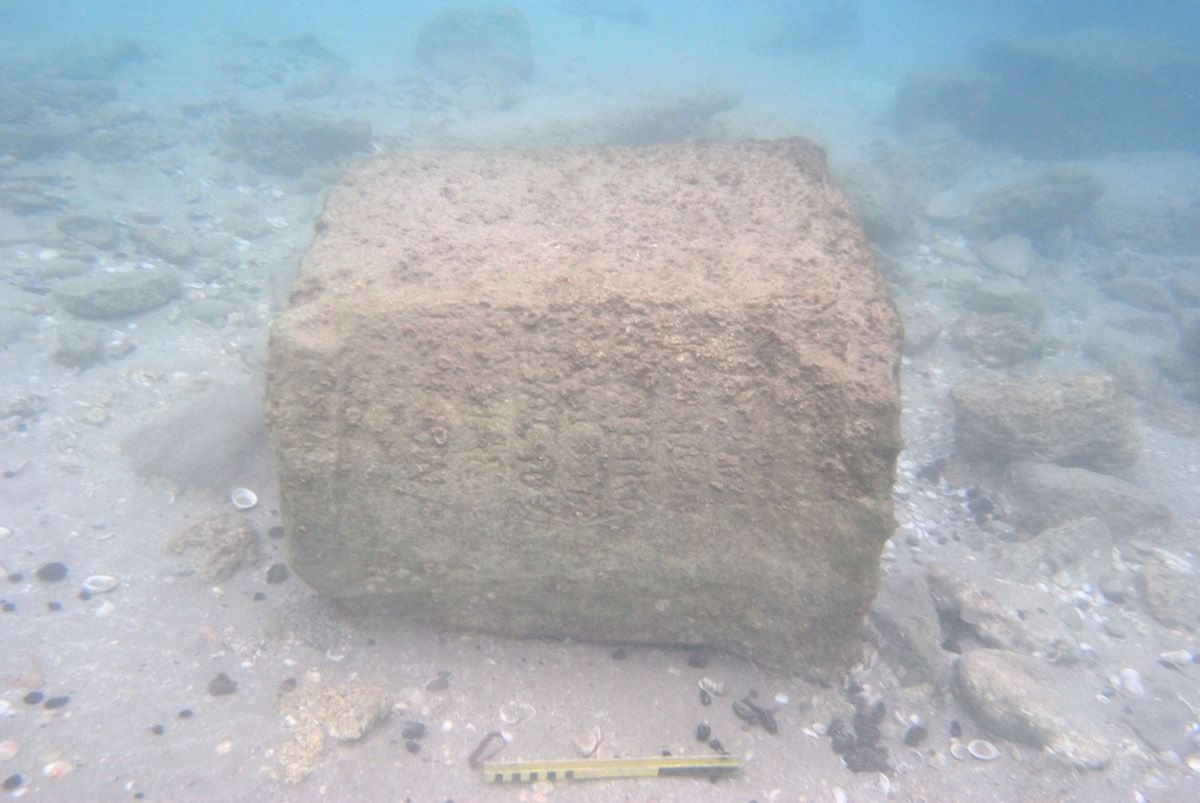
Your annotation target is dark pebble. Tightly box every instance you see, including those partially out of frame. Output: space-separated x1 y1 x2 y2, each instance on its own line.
253 592 267 601
266 563 289 584
843 743 891 774
707 738 726 754
48 601 62 611
695 723 711 742
3 774 22 791
699 688 712 706
178 708 194 719
401 721 426 740
36 561 68 582
610 647 626 660
686 649 710 669
903 723 927 747
134 793 145 800
208 673 238 696
44 695 70 709
732 699 757 724
2 601 14 612
425 670 451 691
268 526 285 539
279 677 298 694
404 739 421 754
150 724 165 735
23 691 44 705
7 572 22 583
78 589 92 601
948 719 962 738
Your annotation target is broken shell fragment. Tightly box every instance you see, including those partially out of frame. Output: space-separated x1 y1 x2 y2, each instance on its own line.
967 739 999 761
82 575 118 593
573 725 602 757
42 759 74 779
230 487 258 511
698 677 726 696
498 701 535 725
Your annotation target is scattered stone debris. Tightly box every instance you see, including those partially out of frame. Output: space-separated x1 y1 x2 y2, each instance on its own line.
167 514 260 581
275 681 391 784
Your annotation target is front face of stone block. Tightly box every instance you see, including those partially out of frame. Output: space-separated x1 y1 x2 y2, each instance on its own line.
266 140 901 678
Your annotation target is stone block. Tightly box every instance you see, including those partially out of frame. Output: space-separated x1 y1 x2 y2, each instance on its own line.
265 139 902 678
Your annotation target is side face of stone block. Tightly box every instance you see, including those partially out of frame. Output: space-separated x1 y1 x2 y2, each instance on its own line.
265 139 902 678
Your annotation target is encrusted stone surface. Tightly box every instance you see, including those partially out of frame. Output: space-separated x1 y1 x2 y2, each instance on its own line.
265 139 902 677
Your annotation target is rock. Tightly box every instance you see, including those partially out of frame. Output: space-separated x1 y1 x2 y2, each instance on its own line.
276 681 390 784
926 565 1080 662
265 139 903 679
963 278 1044 328
136 228 194 265
415 8 533 89
51 322 106 369
123 383 271 491
970 167 1104 238
1134 546 1200 631
894 31 1200 159
896 301 942 355
837 163 917 246
1101 276 1175 313
51 265 181 319
1030 517 1115 574
868 573 951 688
57 215 121 250
977 234 1039 278
1083 336 1161 399
222 110 372 179
950 313 1043 367
595 89 740 148
953 649 1113 769
951 373 1139 471
1004 461 1172 536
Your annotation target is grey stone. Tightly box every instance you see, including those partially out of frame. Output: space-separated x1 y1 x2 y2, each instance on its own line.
265 139 903 679
1102 276 1176 313
138 228 194 265
963 278 1045 328
52 265 181 319
57 215 121 250
415 8 533 89
926 565 1080 662
222 110 371 179
188 298 240 326
124 383 270 491
970 167 1104 237
978 234 1039 277
952 373 1139 471
954 649 1113 769
1134 546 1200 631
950 313 1043 367
1005 461 1172 536
868 573 951 688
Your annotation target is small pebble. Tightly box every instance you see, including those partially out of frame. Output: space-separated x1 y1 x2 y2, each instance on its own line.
279 677 298 694
708 738 726 754
3 774 22 791
150 724 165 735
7 572 22 583
178 709 194 719
78 589 92 601
903 724 928 747
47 601 62 611
699 688 712 706
268 526 285 539
3 601 15 612
426 670 451 691
404 739 421 754
23 691 44 705
610 647 626 660
948 720 962 738
265 563 289 584
44 695 70 710
208 673 238 696
252 592 266 601
696 723 711 742
401 721 426 740
36 562 68 582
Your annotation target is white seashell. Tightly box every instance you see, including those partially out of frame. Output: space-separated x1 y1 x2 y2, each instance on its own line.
0 739 19 760
230 488 258 511
42 759 74 779
1119 667 1147 696
967 739 999 761
773 692 789 705
93 599 116 618
698 677 726 696
949 741 969 761
83 575 118 593
1159 650 1195 668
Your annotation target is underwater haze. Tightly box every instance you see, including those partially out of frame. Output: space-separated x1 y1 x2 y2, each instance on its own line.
2 1 1200 801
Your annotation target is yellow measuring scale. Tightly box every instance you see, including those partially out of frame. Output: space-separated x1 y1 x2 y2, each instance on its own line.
481 753 743 783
